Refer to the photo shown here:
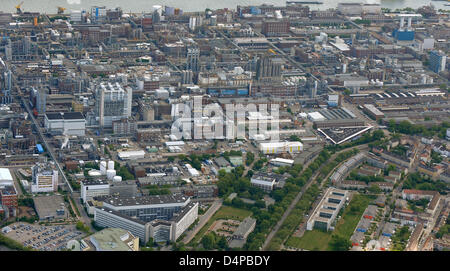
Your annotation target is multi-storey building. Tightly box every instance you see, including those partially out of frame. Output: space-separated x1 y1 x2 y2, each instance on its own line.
94 194 198 243
429 50 447 73
31 163 58 193
96 82 132 128
261 20 290 36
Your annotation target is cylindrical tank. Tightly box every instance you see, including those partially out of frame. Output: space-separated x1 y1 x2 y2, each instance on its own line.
106 169 116 180
100 161 107 175
88 170 102 177
108 160 115 170
113 176 122 182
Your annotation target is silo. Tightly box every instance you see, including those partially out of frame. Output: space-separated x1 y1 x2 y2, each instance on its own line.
100 161 107 175
106 169 116 180
108 160 115 170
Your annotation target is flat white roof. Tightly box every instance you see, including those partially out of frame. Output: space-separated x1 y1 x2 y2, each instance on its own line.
270 158 295 164
0 168 13 182
260 141 303 148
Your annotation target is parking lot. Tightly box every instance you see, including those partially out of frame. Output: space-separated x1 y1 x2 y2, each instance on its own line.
3 222 85 251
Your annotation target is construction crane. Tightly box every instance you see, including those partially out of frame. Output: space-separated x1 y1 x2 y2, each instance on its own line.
57 7 66 15
15 1 24 14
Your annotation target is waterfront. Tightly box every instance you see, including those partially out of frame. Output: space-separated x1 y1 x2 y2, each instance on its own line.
1 0 449 14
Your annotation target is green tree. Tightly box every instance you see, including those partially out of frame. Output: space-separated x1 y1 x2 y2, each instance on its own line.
329 234 351 251
201 233 216 250
368 184 382 194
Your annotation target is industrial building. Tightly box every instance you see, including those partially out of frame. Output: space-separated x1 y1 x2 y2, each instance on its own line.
33 195 66 221
0 168 13 188
269 157 294 167
429 50 447 73
96 82 132 128
306 188 349 231
117 150 146 160
44 112 86 136
259 141 303 154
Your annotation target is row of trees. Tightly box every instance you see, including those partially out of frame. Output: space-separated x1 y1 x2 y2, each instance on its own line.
325 130 384 153
268 148 359 250
201 232 229 250
0 234 32 251
244 149 333 250
403 172 448 194
387 119 450 139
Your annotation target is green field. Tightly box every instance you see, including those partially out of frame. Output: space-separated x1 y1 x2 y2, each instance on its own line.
190 206 252 245
286 194 373 251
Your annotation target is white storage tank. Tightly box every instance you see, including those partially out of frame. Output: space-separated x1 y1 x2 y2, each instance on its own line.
113 176 122 182
88 170 102 177
106 169 116 180
108 160 115 170
100 161 107 175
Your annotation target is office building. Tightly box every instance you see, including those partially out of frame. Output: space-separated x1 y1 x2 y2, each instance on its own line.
31 163 58 193
81 228 139 251
93 194 198 243
96 82 132 128
81 179 110 203
306 188 349 231
429 50 446 73
250 173 277 192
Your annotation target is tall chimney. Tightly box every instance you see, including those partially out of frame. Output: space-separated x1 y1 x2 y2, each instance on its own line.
400 17 405 29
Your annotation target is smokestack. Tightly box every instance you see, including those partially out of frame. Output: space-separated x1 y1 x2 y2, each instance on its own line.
407 17 412 29
400 17 405 29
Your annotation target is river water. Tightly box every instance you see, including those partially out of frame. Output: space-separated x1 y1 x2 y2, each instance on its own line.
1 0 449 14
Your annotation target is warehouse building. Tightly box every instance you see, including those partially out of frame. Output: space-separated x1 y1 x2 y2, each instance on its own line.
117 150 145 160
362 104 385 121
259 141 303 154
44 112 86 136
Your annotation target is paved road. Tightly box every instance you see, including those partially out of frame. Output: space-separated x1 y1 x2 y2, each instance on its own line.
182 198 223 244
17 88 74 194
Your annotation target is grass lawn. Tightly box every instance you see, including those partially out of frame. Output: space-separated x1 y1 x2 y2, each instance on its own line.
190 206 252 245
286 194 372 251
286 230 331 251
